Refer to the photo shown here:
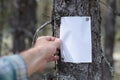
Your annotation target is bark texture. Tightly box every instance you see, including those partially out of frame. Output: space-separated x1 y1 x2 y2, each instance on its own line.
11 0 36 53
52 0 103 80
103 0 116 80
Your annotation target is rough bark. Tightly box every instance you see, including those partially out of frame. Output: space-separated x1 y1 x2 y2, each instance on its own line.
103 0 116 80
52 0 103 80
11 0 36 53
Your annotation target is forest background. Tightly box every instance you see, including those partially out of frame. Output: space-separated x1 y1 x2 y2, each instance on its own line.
0 0 120 80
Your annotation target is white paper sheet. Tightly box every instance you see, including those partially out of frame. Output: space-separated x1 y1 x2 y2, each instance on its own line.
60 16 92 63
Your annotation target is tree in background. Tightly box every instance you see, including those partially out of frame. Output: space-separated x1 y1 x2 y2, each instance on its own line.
103 0 116 80
10 0 37 53
52 0 104 80
37 0 52 36
0 0 4 56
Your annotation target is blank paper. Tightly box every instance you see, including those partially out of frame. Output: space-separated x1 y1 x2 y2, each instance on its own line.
60 16 92 63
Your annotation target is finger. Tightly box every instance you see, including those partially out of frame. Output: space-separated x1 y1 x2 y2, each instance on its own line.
54 38 61 49
55 49 60 54
47 56 59 62
37 36 55 41
36 36 46 41
45 36 56 41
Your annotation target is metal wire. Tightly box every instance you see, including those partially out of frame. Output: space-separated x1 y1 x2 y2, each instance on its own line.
32 21 51 45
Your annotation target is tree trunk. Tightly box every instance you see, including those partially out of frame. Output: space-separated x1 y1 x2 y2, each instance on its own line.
0 0 4 56
38 0 52 36
52 0 103 80
103 0 116 80
11 0 36 53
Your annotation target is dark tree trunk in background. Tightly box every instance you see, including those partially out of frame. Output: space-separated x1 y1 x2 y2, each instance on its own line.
116 0 120 16
103 0 116 80
52 0 103 80
0 0 4 56
39 0 52 36
11 0 36 53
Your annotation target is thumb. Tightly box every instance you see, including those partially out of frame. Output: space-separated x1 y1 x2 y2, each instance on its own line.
54 38 61 49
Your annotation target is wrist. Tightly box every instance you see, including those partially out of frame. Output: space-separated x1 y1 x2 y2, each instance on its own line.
20 47 46 76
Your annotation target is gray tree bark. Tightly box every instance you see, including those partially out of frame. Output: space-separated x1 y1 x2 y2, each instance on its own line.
103 0 116 80
11 0 36 53
52 0 103 80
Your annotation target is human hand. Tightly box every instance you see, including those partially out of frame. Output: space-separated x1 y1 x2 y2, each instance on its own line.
34 36 61 62
20 36 61 76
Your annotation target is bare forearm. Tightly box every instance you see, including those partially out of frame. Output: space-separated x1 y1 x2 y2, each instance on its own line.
20 47 46 76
